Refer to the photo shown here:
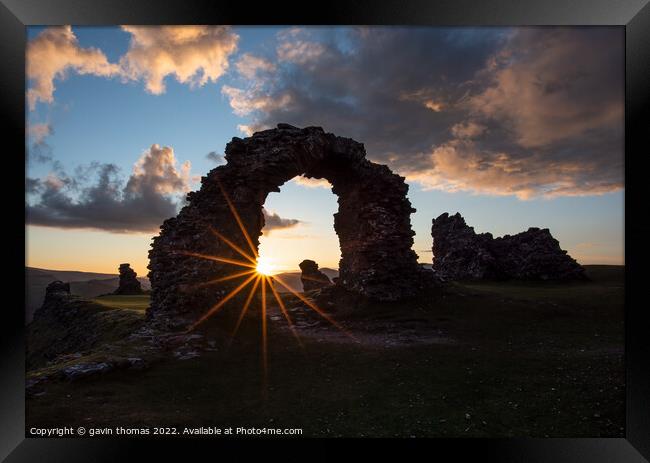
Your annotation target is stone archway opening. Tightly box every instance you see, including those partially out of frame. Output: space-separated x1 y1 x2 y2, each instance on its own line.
147 124 435 329
257 175 340 280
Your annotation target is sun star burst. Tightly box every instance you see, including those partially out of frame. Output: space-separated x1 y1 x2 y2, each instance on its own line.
180 179 352 384
256 256 274 276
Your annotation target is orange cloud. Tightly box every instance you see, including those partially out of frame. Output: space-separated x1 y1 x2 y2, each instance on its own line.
26 26 119 109
119 26 239 94
406 137 621 199
398 88 447 112
290 176 332 189
238 27 623 200
26 26 239 108
424 100 444 112
467 28 623 148
221 85 293 116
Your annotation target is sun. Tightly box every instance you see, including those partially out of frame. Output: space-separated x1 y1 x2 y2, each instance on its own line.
256 256 274 276
180 178 353 387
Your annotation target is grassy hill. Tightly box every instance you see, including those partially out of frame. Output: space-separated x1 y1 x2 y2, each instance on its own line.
25 267 150 322
92 294 150 312
27 296 144 370
26 265 624 437
25 265 334 321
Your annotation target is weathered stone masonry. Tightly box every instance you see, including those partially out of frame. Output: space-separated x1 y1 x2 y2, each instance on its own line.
431 212 586 281
148 124 434 328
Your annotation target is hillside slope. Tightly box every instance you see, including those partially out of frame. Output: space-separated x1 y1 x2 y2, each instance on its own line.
26 267 150 322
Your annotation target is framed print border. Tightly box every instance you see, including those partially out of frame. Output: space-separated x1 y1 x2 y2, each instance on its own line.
3 0 649 460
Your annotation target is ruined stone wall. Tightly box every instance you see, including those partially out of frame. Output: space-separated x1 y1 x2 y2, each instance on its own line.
431 212 586 281
148 124 433 328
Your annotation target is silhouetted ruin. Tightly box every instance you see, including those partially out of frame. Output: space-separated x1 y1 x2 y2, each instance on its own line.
431 212 586 281
114 263 143 295
148 124 435 328
299 259 332 291
45 280 70 296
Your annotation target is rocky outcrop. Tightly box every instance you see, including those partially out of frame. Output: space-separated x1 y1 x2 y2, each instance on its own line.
431 212 586 281
299 260 332 291
35 281 75 321
45 280 70 296
148 124 436 329
114 263 143 295
28 283 143 370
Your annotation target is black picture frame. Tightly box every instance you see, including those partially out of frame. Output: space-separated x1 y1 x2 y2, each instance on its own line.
3 0 649 460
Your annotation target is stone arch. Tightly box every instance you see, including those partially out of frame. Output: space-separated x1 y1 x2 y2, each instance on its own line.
147 124 433 328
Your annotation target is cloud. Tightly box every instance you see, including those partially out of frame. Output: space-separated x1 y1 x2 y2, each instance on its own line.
228 27 623 199
206 151 225 164
404 137 621 199
235 53 276 79
236 124 254 136
262 208 301 233
26 144 194 233
26 177 43 195
290 176 332 189
26 25 239 108
221 84 293 117
466 28 623 149
405 28 624 199
119 26 239 94
26 122 55 163
125 144 192 195
229 27 505 169
451 121 486 139
399 89 446 112
26 122 53 144
26 26 120 110
276 28 327 65
277 39 326 65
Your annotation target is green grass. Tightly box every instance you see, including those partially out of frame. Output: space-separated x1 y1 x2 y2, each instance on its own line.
92 294 151 312
26 265 624 437
456 267 623 311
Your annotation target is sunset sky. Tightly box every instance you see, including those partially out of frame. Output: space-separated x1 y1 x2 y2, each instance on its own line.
25 26 624 276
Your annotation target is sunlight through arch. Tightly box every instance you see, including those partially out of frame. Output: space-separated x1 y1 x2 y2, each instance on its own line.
257 175 341 276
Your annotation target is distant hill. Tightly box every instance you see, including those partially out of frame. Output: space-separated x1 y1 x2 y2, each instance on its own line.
25 267 150 323
27 267 117 282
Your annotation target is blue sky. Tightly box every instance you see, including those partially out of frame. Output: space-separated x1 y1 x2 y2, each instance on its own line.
25 26 624 275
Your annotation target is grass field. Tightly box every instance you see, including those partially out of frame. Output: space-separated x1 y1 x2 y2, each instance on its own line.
92 294 151 311
26 265 624 437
